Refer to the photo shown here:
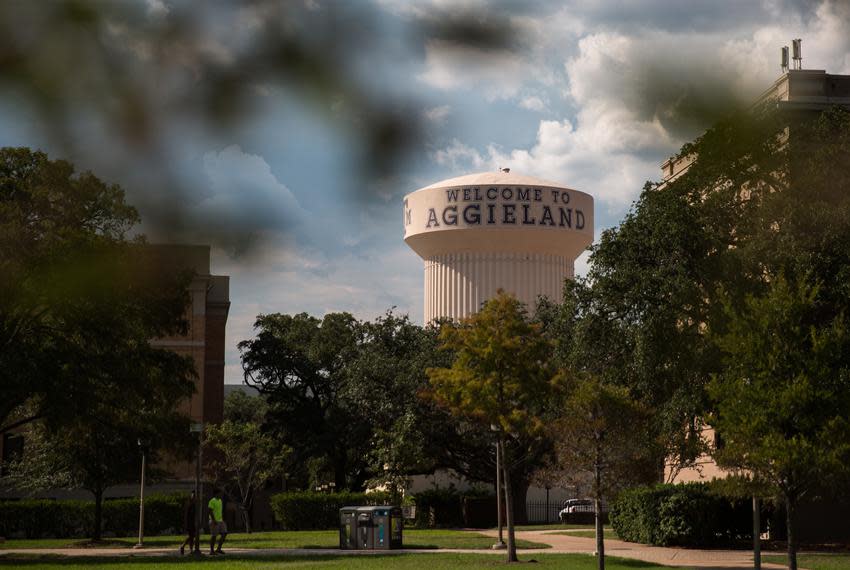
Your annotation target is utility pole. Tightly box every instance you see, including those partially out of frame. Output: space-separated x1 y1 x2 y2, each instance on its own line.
753 496 761 570
492 435 505 549
134 439 148 549
191 422 204 556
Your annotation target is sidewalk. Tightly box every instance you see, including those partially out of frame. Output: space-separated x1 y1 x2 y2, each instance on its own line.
476 529 790 569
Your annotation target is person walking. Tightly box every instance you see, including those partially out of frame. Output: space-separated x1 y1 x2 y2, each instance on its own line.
208 488 227 555
179 490 196 555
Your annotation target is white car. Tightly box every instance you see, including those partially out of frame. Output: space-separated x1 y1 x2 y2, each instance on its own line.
558 499 593 521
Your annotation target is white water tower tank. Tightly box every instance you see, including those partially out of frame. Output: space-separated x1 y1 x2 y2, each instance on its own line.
403 171 594 322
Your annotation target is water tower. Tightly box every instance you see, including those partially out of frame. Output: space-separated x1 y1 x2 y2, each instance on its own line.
403 170 594 322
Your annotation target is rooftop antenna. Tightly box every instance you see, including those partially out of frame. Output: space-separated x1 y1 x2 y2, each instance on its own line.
781 46 789 73
791 38 802 70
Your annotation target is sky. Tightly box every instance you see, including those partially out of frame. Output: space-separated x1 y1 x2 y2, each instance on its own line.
2 0 849 385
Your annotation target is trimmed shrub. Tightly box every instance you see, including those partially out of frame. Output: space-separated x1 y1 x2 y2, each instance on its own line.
411 488 464 528
0 493 187 539
611 483 759 547
269 491 391 531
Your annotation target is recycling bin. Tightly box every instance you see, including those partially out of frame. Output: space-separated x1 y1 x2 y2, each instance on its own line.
339 506 403 550
357 507 373 549
339 507 358 549
370 506 403 550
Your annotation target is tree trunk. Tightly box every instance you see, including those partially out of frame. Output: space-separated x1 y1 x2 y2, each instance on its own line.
334 458 347 490
594 456 604 570
241 506 251 534
509 476 530 526
93 487 103 542
785 493 797 570
501 437 518 563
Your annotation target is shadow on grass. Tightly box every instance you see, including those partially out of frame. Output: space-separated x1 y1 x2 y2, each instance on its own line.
0 553 411 566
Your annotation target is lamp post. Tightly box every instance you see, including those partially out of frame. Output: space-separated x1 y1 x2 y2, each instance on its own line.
133 438 149 549
491 425 505 550
190 422 204 556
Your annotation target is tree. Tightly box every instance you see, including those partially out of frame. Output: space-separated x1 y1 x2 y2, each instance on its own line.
427 291 558 563
709 275 850 570
555 374 655 570
0 147 202 540
240 312 371 490
3 342 193 541
563 106 792 478
205 416 290 533
0 147 146 433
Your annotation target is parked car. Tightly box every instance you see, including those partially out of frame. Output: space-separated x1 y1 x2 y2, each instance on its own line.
558 499 607 522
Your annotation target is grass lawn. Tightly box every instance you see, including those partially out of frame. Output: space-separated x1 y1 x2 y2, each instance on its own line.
0 530 548 551
0 552 686 569
763 553 850 570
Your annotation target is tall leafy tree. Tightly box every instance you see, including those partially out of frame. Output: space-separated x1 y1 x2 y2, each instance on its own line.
427 291 558 563
554 375 655 570
342 312 451 500
0 147 203 539
205 391 290 533
4 339 193 541
0 147 194 433
239 312 370 490
709 276 850 570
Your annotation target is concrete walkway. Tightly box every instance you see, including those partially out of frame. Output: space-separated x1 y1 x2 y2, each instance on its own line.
477 528 790 569
0 530 792 569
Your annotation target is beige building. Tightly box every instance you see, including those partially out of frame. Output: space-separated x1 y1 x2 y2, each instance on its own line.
404 170 594 321
664 68 850 484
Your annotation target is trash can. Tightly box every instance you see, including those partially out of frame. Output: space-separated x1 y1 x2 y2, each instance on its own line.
356 507 373 549
340 506 403 550
339 507 359 549
371 506 403 550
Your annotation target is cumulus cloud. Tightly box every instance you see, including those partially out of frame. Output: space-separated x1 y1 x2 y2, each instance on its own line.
145 0 169 19
196 145 308 253
418 39 527 99
431 117 664 209
519 95 547 112
424 104 451 123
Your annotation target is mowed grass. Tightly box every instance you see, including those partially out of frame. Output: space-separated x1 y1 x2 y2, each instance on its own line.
0 529 548 551
763 553 850 570
0 552 686 569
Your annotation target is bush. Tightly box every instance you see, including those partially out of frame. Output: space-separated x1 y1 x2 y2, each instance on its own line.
411 488 464 528
269 491 391 531
0 493 187 539
610 483 758 547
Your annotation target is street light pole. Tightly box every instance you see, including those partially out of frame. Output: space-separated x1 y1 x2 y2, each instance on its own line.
134 439 147 549
492 435 505 549
190 422 204 556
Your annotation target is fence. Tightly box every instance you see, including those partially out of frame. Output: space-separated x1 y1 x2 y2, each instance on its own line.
525 500 605 524
525 500 564 524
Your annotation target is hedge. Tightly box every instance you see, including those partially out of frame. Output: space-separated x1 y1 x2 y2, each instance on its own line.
411 488 464 528
0 493 187 539
269 491 391 530
610 483 761 547
411 488 495 529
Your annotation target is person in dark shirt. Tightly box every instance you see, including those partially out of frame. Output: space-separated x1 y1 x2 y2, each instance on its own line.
179 491 197 555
